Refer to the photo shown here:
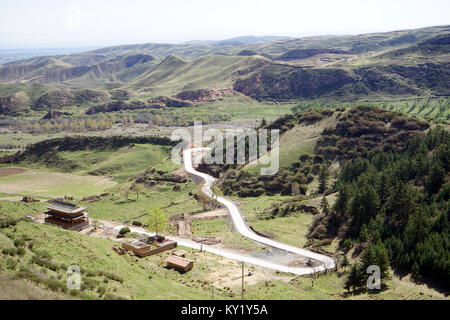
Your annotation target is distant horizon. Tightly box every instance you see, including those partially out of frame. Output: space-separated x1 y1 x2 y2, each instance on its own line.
1 0 449 49
0 24 448 51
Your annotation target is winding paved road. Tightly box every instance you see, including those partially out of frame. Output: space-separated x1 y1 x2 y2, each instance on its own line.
182 148 336 275
115 148 335 276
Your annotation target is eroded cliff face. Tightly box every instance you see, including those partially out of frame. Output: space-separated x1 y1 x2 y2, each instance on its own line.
233 61 450 101
233 66 356 100
0 54 155 83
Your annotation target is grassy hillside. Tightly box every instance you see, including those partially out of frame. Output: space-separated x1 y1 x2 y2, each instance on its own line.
0 203 230 299
132 54 268 96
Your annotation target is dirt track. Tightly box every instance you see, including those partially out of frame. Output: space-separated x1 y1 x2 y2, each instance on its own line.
0 167 27 177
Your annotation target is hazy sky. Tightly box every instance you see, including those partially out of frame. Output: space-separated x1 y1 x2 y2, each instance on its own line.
0 0 449 48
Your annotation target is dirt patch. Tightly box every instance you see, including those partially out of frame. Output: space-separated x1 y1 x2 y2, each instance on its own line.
205 257 293 289
0 196 23 201
172 167 189 179
170 208 229 237
0 167 27 178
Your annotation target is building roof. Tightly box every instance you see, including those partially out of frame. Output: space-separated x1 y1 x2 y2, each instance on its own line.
47 200 87 214
166 255 192 268
44 211 86 221
172 250 187 257
125 240 150 250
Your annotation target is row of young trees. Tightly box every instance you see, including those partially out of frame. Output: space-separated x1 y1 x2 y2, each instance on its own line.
329 126 449 290
13 116 121 133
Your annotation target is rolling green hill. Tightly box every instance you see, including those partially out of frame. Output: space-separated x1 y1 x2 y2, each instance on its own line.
131 54 269 96
0 25 449 121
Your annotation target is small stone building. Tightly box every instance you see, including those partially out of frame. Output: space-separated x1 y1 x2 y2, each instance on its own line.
122 239 177 258
166 255 194 273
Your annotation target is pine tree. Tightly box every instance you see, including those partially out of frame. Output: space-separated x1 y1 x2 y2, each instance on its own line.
350 185 379 236
386 181 418 224
334 183 350 214
345 263 364 292
377 171 390 205
359 224 368 242
426 160 445 195
318 165 329 194
404 205 431 249
320 196 330 215
361 242 390 286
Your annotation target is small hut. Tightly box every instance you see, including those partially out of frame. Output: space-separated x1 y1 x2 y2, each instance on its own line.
166 255 194 273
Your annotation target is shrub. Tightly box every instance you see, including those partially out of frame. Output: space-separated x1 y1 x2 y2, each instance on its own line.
30 255 59 271
14 239 25 247
2 248 16 256
119 227 130 235
341 238 353 252
81 277 100 291
69 289 81 297
97 285 107 296
16 247 26 256
104 272 124 283
45 279 67 293
6 258 17 270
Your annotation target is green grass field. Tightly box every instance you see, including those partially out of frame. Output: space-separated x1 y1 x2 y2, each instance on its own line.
0 202 231 299
191 218 265 252
58 143 176 181
0 166 116 199
86 181 202 223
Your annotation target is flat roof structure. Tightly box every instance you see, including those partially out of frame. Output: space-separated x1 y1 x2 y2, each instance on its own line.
166 255 194 272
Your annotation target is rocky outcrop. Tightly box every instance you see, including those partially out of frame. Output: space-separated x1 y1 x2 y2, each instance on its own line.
0 60 50 80
147 96 192 107
233 66 355 100
174 88 234 103
34 89 110 110
233 61 449 101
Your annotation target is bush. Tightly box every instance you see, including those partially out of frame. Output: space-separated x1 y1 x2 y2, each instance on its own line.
341 238 353 252
14 239 25 247
16 248 26 256
2 248 16 256
97 285 107 296
104 272 124 283
81 277 100 291
69 289 81 297
45 279 67 293
6 258 17 270
30 255 59 271
119 227 131 235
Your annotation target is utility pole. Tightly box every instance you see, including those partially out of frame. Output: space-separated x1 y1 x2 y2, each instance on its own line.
241 261 244 300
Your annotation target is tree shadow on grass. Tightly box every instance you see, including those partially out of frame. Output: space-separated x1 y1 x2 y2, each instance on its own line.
114 199 137 205
393 269 450 297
